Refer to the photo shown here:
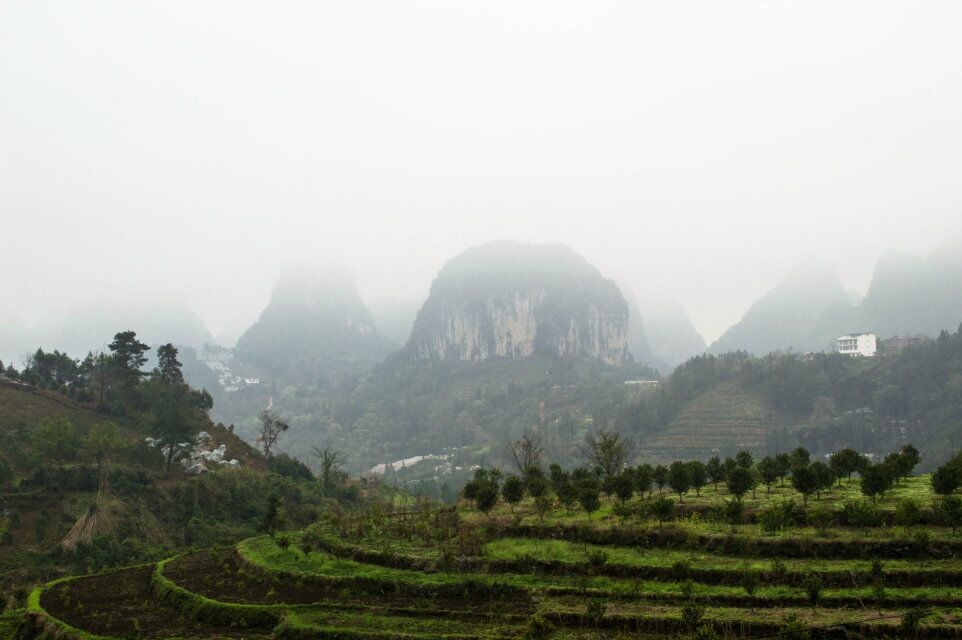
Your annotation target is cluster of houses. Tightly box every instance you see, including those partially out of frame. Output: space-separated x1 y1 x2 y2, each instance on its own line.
833 333 928 358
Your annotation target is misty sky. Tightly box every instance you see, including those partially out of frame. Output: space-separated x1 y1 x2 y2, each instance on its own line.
2 1 961 345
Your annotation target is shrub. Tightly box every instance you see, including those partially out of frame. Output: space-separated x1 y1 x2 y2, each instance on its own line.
741 568 759 608
724 498 743 532
803 574 822 611
577 479 601 519
681 603 706 631
501 475 525 511
769 558 788 584
936 495 962 535
726 467 754 501
611 500 632 523
649 495 675 526
522 613 554 640
672 559 691 580
456 525 485 557
844 500 883 531
584 599 607 626
474 481 499 515
912 528 931 551
894 499 922 528
932 465 961 496
807 507 833 536
692 624 719 640
899 609 924 638
12 586 28 609
533 495 552 522
586 549 609 570
759 499 796 535
780 613 810 640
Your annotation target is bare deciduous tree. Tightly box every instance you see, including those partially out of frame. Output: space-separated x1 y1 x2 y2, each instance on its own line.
311 445 347 491
581 430 636 476
256 409 289 467
504 430 545 477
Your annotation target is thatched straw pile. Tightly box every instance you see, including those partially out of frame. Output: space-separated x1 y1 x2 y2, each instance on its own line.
62 501 114 550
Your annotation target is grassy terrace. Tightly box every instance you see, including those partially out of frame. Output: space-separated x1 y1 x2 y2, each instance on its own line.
15 530 962 639
237 534 962 605
484 537 959 575
14 470 962 639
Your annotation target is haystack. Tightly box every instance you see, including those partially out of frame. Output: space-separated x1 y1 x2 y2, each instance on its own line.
62 501 115 550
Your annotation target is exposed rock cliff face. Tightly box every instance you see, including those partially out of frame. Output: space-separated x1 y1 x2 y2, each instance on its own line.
406 242 629 365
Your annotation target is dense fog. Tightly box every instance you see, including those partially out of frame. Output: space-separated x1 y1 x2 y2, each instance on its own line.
2 1 961 354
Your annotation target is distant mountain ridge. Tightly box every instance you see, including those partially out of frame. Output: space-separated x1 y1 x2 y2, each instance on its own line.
404 241 630 365
629 288 707 370
233 266 395 380
858 244 962 337
369 297 421 347
709 264 853 356
710 240 962 356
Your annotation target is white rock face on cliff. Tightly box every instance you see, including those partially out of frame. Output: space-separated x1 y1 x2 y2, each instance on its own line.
406 242 629 366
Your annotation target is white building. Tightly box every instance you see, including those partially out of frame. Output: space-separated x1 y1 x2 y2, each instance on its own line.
835 333 877 357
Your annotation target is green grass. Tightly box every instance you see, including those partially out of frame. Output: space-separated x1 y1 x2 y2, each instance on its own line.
279 608 522 639
236 535 962 607
0 609 24 639
483 536 961 574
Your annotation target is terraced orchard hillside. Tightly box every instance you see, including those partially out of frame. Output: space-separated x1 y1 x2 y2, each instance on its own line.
17 468 962 640
637 382 794 463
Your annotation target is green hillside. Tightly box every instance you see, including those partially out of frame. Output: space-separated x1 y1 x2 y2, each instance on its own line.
18 465 962 640
612 324 962 469
0 375 350 601
638 382 797 463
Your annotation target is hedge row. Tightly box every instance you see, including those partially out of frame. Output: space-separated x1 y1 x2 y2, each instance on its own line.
307 526 962 589
18 581 107 640
237 537 532 604
151 556 281 629
540 608 962 640
493 523 962 559
272 612 517 640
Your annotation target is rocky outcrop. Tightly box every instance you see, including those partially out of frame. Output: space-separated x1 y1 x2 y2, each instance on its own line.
405 241 629 365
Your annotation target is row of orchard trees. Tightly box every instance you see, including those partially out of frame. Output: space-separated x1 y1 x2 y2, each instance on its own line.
461 430 925 518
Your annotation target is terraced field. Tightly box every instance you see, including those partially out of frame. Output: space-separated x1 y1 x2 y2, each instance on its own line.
15 479 962 640
637 382 798 463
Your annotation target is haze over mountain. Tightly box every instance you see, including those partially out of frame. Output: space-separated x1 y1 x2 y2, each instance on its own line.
709 264 852 356
709 239 962 356
858 241 962 338
233 266 395 381
405 241 630 366
0 310 30 366
14 300 215 362
629 288 707 370
622 287 665 372
368 297 421 348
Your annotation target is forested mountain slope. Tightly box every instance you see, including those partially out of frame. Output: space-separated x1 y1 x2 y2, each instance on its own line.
616 324 962 469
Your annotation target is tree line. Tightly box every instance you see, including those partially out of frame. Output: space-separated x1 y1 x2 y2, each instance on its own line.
462 430 932 524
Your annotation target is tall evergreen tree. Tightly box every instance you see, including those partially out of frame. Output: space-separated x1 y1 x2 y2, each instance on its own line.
156 343 184 385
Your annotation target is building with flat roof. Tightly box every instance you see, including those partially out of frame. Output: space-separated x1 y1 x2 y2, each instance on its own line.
882 334 927 355
835 333 877 357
